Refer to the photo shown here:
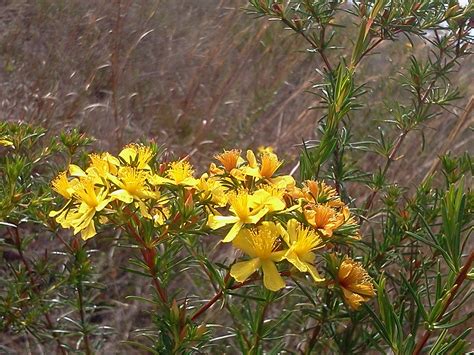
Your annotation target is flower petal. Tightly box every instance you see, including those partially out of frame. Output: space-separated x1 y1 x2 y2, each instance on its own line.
247 206 269 224
69 164 87 177
232 228 257 257
342 288 364 310
207 215 239 230
347 283 376 297
284 250 308 272
110 189 134 204
222 221 244 243
230 258 261 283
80 220 97 240
306 264 325 283
261 260 285 291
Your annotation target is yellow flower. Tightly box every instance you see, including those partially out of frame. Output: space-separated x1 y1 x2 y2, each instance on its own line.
337 258 375 310
119 144 154 170
108 167 156 203
196 173 228 207
230 222 287 291
108 167 158 218
149 160 198 187
281 219 324 282
259 151 281 179
0 138 14 147
249 188 286 213
207 190 269 242
299 180 343 207
51 172 77 199
243 150 282 180
304 204 339 237
68 153 120 184
89 152 120 176
241 150 293 188
214 149 243 172
50 177 110 240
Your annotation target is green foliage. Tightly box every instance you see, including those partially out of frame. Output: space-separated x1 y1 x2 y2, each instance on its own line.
249 0 473 353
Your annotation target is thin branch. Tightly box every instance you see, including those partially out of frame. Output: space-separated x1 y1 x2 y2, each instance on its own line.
280 18 333 72
191 271 291 322
8 227 67 355
413 251 474 355
77 280 92 355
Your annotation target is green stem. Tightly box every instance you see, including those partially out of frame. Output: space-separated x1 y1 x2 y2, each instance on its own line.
9 227 67 355
250 302 268 354
77 281 92 355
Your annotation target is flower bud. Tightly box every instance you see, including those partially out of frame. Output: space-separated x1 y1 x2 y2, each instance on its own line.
195 324 207 338
272 3 283 15
293 16 303 30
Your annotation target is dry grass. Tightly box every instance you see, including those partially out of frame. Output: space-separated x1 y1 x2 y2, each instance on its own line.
1 1 471 171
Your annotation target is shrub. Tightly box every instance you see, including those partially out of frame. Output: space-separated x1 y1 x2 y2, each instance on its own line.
1 1 473 354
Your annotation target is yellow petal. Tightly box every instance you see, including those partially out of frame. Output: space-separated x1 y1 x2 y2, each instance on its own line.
110 189 134 204
347 283 376 297
247 206 269 224
338 261 353 280
138 200 152 219
0 139 14 147
269 175 295 189
71 208 95 232
240 165 260 178
270 250 287 262
96 197 111 211
284 250 307 272
207 214 239 230
246 150 258 168
306 264 325 283
118 146 136 164
69 164 87 177
285 219 299 245
222 221 244 243
80 220 97 240
230 258 261 283
261 260 285 291
182 177 199 187
148 175 174 186
232 228 257 257
49 206 66 218
250 189 285 212
342 288 364 310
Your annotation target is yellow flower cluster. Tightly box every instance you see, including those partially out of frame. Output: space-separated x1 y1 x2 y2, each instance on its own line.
50 144 172 240
50 145 374 309
206 149 374 308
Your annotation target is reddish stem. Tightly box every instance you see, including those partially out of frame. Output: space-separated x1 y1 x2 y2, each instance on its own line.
413 251 474 355
121 208 168 304
191 289 223 322
191 271 291 322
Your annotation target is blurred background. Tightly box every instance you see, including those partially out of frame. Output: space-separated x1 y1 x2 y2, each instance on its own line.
0 0 472 180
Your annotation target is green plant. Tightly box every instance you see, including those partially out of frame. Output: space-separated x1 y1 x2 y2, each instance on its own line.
0 0 472 353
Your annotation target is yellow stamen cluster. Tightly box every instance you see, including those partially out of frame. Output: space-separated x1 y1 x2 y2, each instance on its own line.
214 149 242 172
